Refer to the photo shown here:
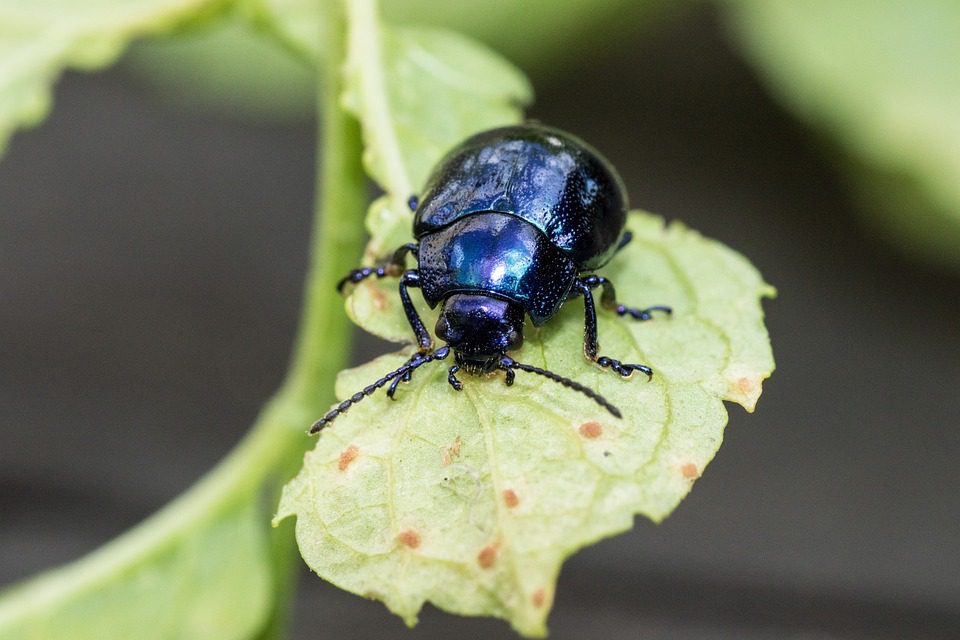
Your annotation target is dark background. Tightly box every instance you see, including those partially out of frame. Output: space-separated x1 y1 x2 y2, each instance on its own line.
2 6 959 639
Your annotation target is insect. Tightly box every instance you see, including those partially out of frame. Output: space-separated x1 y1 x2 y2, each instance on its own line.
311 123 671 433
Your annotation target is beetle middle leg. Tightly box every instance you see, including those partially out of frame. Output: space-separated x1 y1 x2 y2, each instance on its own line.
572 278 653 379
337 243 419 292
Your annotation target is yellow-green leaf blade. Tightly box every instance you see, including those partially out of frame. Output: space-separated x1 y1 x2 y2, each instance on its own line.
278 211 774 635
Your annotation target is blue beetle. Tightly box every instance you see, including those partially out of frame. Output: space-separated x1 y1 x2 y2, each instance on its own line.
311 123 670 433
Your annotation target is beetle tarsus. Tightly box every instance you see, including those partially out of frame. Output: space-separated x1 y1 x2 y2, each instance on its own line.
596 356 653 380
447 365 463 391
386 368 413 399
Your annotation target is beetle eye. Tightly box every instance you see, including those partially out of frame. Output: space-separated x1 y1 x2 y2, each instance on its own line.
506 329 523 349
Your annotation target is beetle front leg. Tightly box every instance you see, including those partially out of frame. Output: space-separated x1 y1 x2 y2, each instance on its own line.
337 243 420 293
579 275 672 320
379 270 433 400
398 270 434 352
573 279 653 380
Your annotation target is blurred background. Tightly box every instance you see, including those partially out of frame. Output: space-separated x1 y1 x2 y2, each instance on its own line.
1 1 959 638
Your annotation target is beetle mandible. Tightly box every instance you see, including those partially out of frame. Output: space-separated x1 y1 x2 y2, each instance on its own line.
311 123 671 433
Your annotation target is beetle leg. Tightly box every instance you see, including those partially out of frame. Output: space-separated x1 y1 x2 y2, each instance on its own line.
615 230 633 253
447 365 463 391
573 278 653 380
579 275 672 321
386 368 413 400
407 195 419 211
398 270 434 352
337 243 420 293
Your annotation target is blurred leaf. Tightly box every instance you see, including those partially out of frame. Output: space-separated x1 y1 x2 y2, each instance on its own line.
726 0 960 270
0 0 230 157
118 0 676 124
124 14 316 122
0 485 272 639
251 0 673 73
276 3 774 635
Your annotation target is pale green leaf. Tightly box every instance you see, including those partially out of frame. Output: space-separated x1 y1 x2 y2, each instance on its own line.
276 2 773 635
0 0 229 156
725 0 960 270
279 211 774 636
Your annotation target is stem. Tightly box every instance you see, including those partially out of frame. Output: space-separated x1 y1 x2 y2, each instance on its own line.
282 0 366 412
0 0 367 632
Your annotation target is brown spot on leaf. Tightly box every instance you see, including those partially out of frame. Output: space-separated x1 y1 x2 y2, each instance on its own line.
502 489 519 508
579 421 603 438
338 445 359 471
532 588 546 608
477 543 499 569
396 530 421 549
441 436 462 466
681 463 700 479
738 377 753 393
368 284 388 311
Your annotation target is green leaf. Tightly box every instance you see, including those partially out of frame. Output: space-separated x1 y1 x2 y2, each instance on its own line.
339 0 532 219
278 212 774 636
725 0 960 270
0 0 230 156
0 495 272 640
275 2 774 635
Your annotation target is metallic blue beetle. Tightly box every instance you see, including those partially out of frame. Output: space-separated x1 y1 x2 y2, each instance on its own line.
311 123 670 433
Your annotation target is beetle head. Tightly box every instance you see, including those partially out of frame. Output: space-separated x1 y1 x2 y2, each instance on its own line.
436 294 524 373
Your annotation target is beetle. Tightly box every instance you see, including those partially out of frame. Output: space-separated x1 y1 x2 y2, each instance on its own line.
311 123 671 433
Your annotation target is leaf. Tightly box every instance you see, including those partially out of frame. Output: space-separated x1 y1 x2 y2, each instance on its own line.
274 2 774 635
249 0 672 75
724 0 960 270
123 14 317 123
340 2 532 227
278 210 774 636
0 0 229 156
0 492 272 640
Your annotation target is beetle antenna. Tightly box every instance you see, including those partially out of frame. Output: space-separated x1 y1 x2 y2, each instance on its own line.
310 346 451 434
499 356 622 418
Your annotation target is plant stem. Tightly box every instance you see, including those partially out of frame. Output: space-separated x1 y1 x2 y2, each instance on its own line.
0 0 367 632
282 0 366 413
